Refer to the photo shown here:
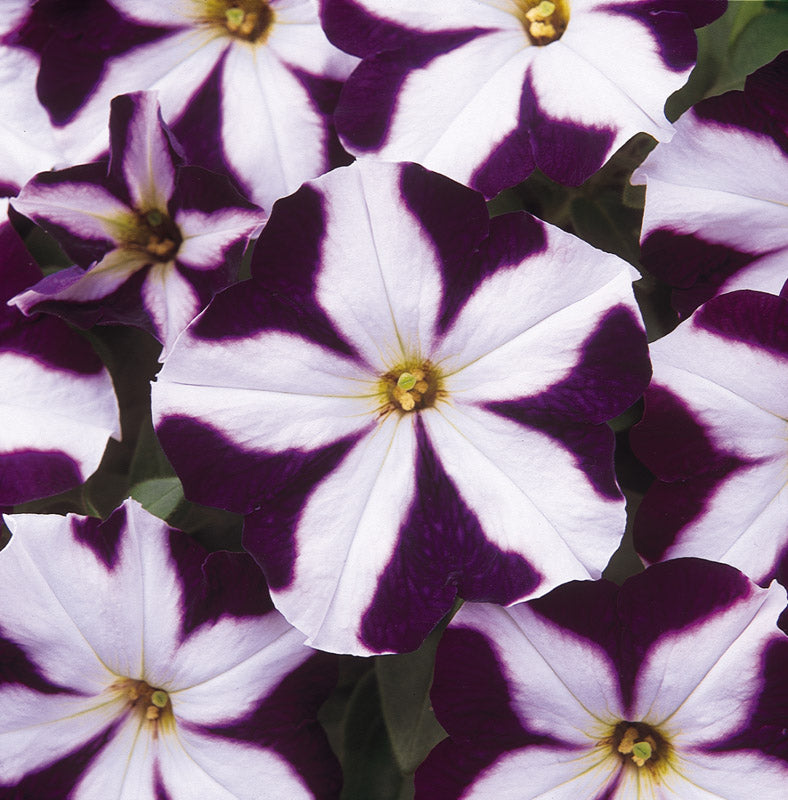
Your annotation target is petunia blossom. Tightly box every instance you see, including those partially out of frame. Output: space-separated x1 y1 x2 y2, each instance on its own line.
0 209 120 505
322 0 726 198
10 91 266 356
631 289 788 586
152 160 651 655
632 52 788 318
0 498 341 799
24 0 359 210
416 558 788 799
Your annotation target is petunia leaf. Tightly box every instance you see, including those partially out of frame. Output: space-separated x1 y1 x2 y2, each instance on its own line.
341 670 405 800
130 476 185 521
376 608 452 775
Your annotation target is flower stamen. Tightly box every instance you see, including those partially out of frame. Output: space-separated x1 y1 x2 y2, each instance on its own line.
379 361 443 415
513 0 570 45
201 1 275 43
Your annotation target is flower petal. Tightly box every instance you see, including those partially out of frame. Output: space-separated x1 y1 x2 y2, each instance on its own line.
259 414 418 654
0 688 123 786
632 291 788 582
12 167 132 264
0 348 119 504
423 403 624 586
108 91 177 210
161 727 316 800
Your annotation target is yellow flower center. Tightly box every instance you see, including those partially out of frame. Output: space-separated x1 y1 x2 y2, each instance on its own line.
200 0 276 43
112 208 182 262
112 678 175 734
606 721 672 776
379 360 444 414
512 0 570 45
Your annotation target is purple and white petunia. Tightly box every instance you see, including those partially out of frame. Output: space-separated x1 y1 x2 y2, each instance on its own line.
322 0 726 198
0 498 341 799
631 289 788 586
632 52 788 317
0 211 120 505
10 91 265 356
417 558 788 799
26 0 358 210
152 160 650 655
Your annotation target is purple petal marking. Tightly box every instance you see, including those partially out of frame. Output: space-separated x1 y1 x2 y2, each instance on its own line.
170 544 276 638
617 559 755 701
154 764 171 800
0 219 44 311
14 162 117 267
333 26 491 151
360 419 541 653
487 306 650 500
437 213 546 335
3 1 53 54
599 0 724 72
32 0 178 125
70 504 126 571
522 72 616 187
631 386 750 563
527 578 623 687
416 627 558 797
0 181 19 197
193 185 356 357
710 638 788 763
108 92 183 191
398 162 504 333
694 52 788 150
195 652 342 799
1 720 120 798
470 123 537 200
640 229 761 318
169 165 260 217
170 55 236 183
1 303 108 375
156 417 364 581
0 632 73 695
694 290 788 360
744 51 788 142
290 68 355 171
0 450 83 506
321 0 487 57
242 434 371 590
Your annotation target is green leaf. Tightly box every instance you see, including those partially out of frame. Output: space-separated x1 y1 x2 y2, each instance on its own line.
375 612 453 776
130 477 185 521
722 9 788 91
340 670 405 800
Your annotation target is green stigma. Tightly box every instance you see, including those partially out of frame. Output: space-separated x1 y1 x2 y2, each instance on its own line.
632 741 652 762
397 372 417 391
151 690 169 708
225 7 245 27
145 210 164 227
536 0 555 14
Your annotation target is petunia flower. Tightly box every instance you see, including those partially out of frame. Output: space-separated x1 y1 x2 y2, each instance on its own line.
0 498 341 799
24 0 358 211
321 0 726 198
632 52 788 318
631 289 788 586
10 91 266 356
0 209 120 505
151 160 651 655
416 558 788 799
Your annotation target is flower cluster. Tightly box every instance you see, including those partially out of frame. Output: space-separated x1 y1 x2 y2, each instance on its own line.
1 1 787 798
